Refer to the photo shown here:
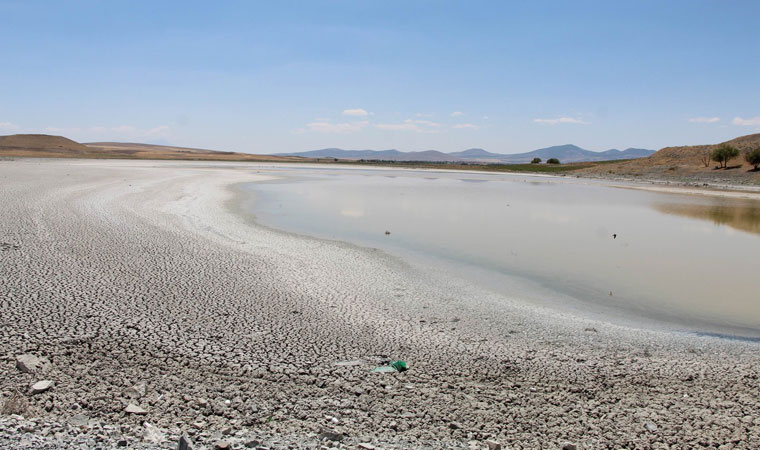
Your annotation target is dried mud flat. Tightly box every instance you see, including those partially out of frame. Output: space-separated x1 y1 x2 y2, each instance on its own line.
1 159 759 450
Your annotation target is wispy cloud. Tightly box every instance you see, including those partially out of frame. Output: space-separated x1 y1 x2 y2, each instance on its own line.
305 120 369 133
375 119 442 133
732 116 760 126
342 108 370 117
688 117 720 123
415 112 433 118
453 123 479 130
533 117 590 125
450 111 464 117
0 121 20 131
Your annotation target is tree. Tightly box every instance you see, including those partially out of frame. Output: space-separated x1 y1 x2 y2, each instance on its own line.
745 146 760 170
531 157 541 164
711 145 740 169
546 158 560 164
699 149 711 168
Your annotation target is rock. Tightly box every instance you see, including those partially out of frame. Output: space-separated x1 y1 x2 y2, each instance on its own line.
125 404 148 415
645 421 658 432
486 440 502 450
16 354 49 373
117 439 128 447
215 440 231 449
358 444 376 450
562 445 577 450
143 422 164 444
319 429 345 442
448 421 461 430
67 414 89 427
178 433 194 450
124 382 147 399
244 440 260 448
29 380 54 394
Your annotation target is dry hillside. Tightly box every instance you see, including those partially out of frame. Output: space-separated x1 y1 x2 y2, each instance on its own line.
0 134 302 162
579 133 760 185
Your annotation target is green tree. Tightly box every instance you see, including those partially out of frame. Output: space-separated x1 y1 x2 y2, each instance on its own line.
711 145 740 169
745 146 760 170
531 157 541 164
546 158 560 164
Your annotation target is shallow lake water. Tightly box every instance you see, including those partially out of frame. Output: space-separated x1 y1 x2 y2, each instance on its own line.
243 166 760 337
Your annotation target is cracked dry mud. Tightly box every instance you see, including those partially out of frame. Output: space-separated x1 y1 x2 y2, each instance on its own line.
1 160 758 449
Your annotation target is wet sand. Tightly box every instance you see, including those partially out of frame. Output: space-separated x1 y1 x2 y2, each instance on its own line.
1 159 759 449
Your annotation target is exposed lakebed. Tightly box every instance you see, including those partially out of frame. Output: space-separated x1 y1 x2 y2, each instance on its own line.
242 166 760 337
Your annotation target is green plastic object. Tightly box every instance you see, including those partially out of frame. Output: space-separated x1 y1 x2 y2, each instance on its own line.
371 360 408 373
390 360 408 372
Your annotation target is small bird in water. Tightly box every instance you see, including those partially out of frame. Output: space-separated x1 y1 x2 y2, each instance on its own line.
385 231 391 235
613 233 617 239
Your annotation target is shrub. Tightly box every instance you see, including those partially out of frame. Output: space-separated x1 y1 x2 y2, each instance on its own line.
711 145 740 169
531 157 541 164
546 158 560 164
744 146 760 170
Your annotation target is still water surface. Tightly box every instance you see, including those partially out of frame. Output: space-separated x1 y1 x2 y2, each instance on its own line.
244 167 760 336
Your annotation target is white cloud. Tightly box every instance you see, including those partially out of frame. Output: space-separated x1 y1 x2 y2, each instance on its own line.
111 125 137 133
375 119 442 133
342 108 370 117
533 117 590 125
450 111 464 117
415 112 433 118
688 117 720 123
147 125 171 136
306 120 369 133
375 122 420 132
0 121 20 131
453 123 480 130
732 116 760 126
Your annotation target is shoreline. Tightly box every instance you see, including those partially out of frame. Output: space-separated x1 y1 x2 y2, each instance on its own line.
1 159 759 449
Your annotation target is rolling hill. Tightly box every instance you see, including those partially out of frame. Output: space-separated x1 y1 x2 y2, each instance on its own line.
579 133 760 183
0 135 301 162
276 145 655 163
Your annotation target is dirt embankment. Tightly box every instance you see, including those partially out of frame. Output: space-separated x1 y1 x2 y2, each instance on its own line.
578 133 760 186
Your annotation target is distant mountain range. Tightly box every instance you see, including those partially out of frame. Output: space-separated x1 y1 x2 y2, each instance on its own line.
275 144 655 164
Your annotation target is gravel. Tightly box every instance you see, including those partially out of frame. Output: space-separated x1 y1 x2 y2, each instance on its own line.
1 159 759 449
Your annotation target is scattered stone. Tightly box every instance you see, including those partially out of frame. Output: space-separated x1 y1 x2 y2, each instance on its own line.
117 439 128 447
125 404 148 415
124 382 147 399
562 445 577 450
178 433 194 450
485 440 502 450
448 422 461 430
142 422 164 443
319 429 345 442
15 354 49 373
645 421 658 432
68 414 89 427
29 380 54 395
358 444 376 450
244 439 260 448
215 440 231 449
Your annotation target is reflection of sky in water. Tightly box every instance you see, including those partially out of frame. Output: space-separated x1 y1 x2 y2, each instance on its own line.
247 169 760 332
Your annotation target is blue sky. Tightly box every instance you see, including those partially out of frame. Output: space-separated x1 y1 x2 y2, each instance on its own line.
1 1 758 154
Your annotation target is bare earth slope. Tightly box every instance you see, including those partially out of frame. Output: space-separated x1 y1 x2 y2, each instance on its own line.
0 134 301 162
579 133 760 186
1 159 758 449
